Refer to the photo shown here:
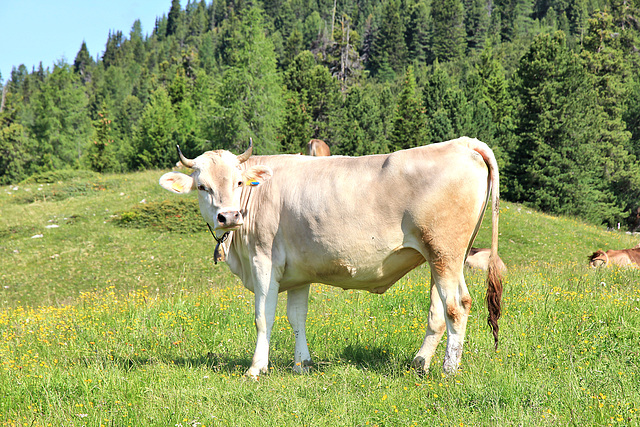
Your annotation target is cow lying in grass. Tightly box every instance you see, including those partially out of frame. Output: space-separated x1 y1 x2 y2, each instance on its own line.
465 247 507 272
589 248 640 268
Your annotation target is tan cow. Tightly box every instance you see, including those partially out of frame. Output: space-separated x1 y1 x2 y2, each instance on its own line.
159 136 503 377
465 247 507 272
305 139 331 156
589 248 640 268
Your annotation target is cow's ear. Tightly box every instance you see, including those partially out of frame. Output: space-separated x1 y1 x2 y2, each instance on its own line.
159 172 195 194
243 165 273 185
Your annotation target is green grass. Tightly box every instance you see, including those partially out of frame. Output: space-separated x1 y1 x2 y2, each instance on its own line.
1 170 639 426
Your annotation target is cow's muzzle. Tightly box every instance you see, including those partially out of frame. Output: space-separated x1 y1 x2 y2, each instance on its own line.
217 211 243 229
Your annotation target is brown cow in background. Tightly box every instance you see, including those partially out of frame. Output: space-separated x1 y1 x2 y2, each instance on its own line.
465 247 507 272
589 248 640 268
306 139 331 156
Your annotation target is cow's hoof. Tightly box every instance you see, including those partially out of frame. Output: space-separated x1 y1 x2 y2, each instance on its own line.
245 365 268 379
442 358 460 375
292 360 312 374
411 356 428 376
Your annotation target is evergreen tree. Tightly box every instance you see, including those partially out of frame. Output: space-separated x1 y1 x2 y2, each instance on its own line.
329 83 386 155
303 11 325 47
279 93 313 153
512 32 629 225
211 6 283 154
103 30 124 68
0 122 34 184
370 0 408 75
580 9 640 225
431 0 467 61
421 63 469 143
167 0 182 37
188 0 209 39
88 104 117 172
282 51 339 139
73 41 94 84
116 94 143 167
130 20 146 64
169 69 199 156
470 49 517 181
493 0 517 41
464 0 489 52
30 62 92 171
405 0 432 64
389 66 427 151
326 14 363 89
134 87 177 169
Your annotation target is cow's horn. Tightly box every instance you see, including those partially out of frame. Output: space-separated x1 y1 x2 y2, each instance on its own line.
176 145 195 168
237 138 253 164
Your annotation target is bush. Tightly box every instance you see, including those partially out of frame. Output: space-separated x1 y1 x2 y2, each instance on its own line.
113 198 206 233
10 177 115 204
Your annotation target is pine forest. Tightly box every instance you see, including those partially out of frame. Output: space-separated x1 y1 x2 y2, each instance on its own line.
1 0 640 229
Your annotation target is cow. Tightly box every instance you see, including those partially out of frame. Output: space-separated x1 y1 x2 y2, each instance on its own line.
306 139 331 156
159 136 503 377
465 247 507 272
589 248 640 268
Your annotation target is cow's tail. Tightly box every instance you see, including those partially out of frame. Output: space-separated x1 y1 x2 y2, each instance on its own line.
460 137 503 351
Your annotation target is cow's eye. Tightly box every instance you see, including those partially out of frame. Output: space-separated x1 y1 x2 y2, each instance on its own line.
238 181 244 187
197 184 206 192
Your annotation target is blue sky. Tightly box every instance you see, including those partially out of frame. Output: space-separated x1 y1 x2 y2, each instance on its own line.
0 0 185 83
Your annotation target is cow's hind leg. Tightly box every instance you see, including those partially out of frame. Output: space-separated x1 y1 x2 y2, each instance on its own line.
287 284 312 373
414 266 472 375
437 267 472 374
412 273 446 373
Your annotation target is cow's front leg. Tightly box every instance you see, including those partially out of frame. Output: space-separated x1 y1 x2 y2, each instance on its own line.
246 280 279 378
287 284 312 373
412 275 446 373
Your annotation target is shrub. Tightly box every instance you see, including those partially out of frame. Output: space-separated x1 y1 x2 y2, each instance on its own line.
113 198 206 233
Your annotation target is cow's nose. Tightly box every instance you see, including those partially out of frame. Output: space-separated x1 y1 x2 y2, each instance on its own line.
217 211 242 227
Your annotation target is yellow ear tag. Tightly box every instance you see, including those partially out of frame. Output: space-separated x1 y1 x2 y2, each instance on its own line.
171 182 184 192
246 181 260 187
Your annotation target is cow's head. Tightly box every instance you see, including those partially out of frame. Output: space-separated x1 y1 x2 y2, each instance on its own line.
588 250 608 268
159 141 272 233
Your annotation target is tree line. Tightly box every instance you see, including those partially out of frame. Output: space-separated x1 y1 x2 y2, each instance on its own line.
1 0 640 228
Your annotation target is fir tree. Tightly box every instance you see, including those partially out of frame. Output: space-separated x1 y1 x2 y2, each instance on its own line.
370 0 408 75
167 0 182 37
431 0 466 61
73 41 94 84
134 87 177 169
389 66 427 151
464 0 489 52
512 31 631 225
88 104 117 172
103 30 124 69
30 62 92 171
211 5 283 154
405 0 432 64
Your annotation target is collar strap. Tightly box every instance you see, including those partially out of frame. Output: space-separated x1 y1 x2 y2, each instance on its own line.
207 223 230 244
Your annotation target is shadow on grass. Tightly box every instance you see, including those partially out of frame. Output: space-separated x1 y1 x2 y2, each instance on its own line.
108 343 413 376
108 352 253 374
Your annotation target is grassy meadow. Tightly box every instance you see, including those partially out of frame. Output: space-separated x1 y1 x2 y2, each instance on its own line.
0 169 639 426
